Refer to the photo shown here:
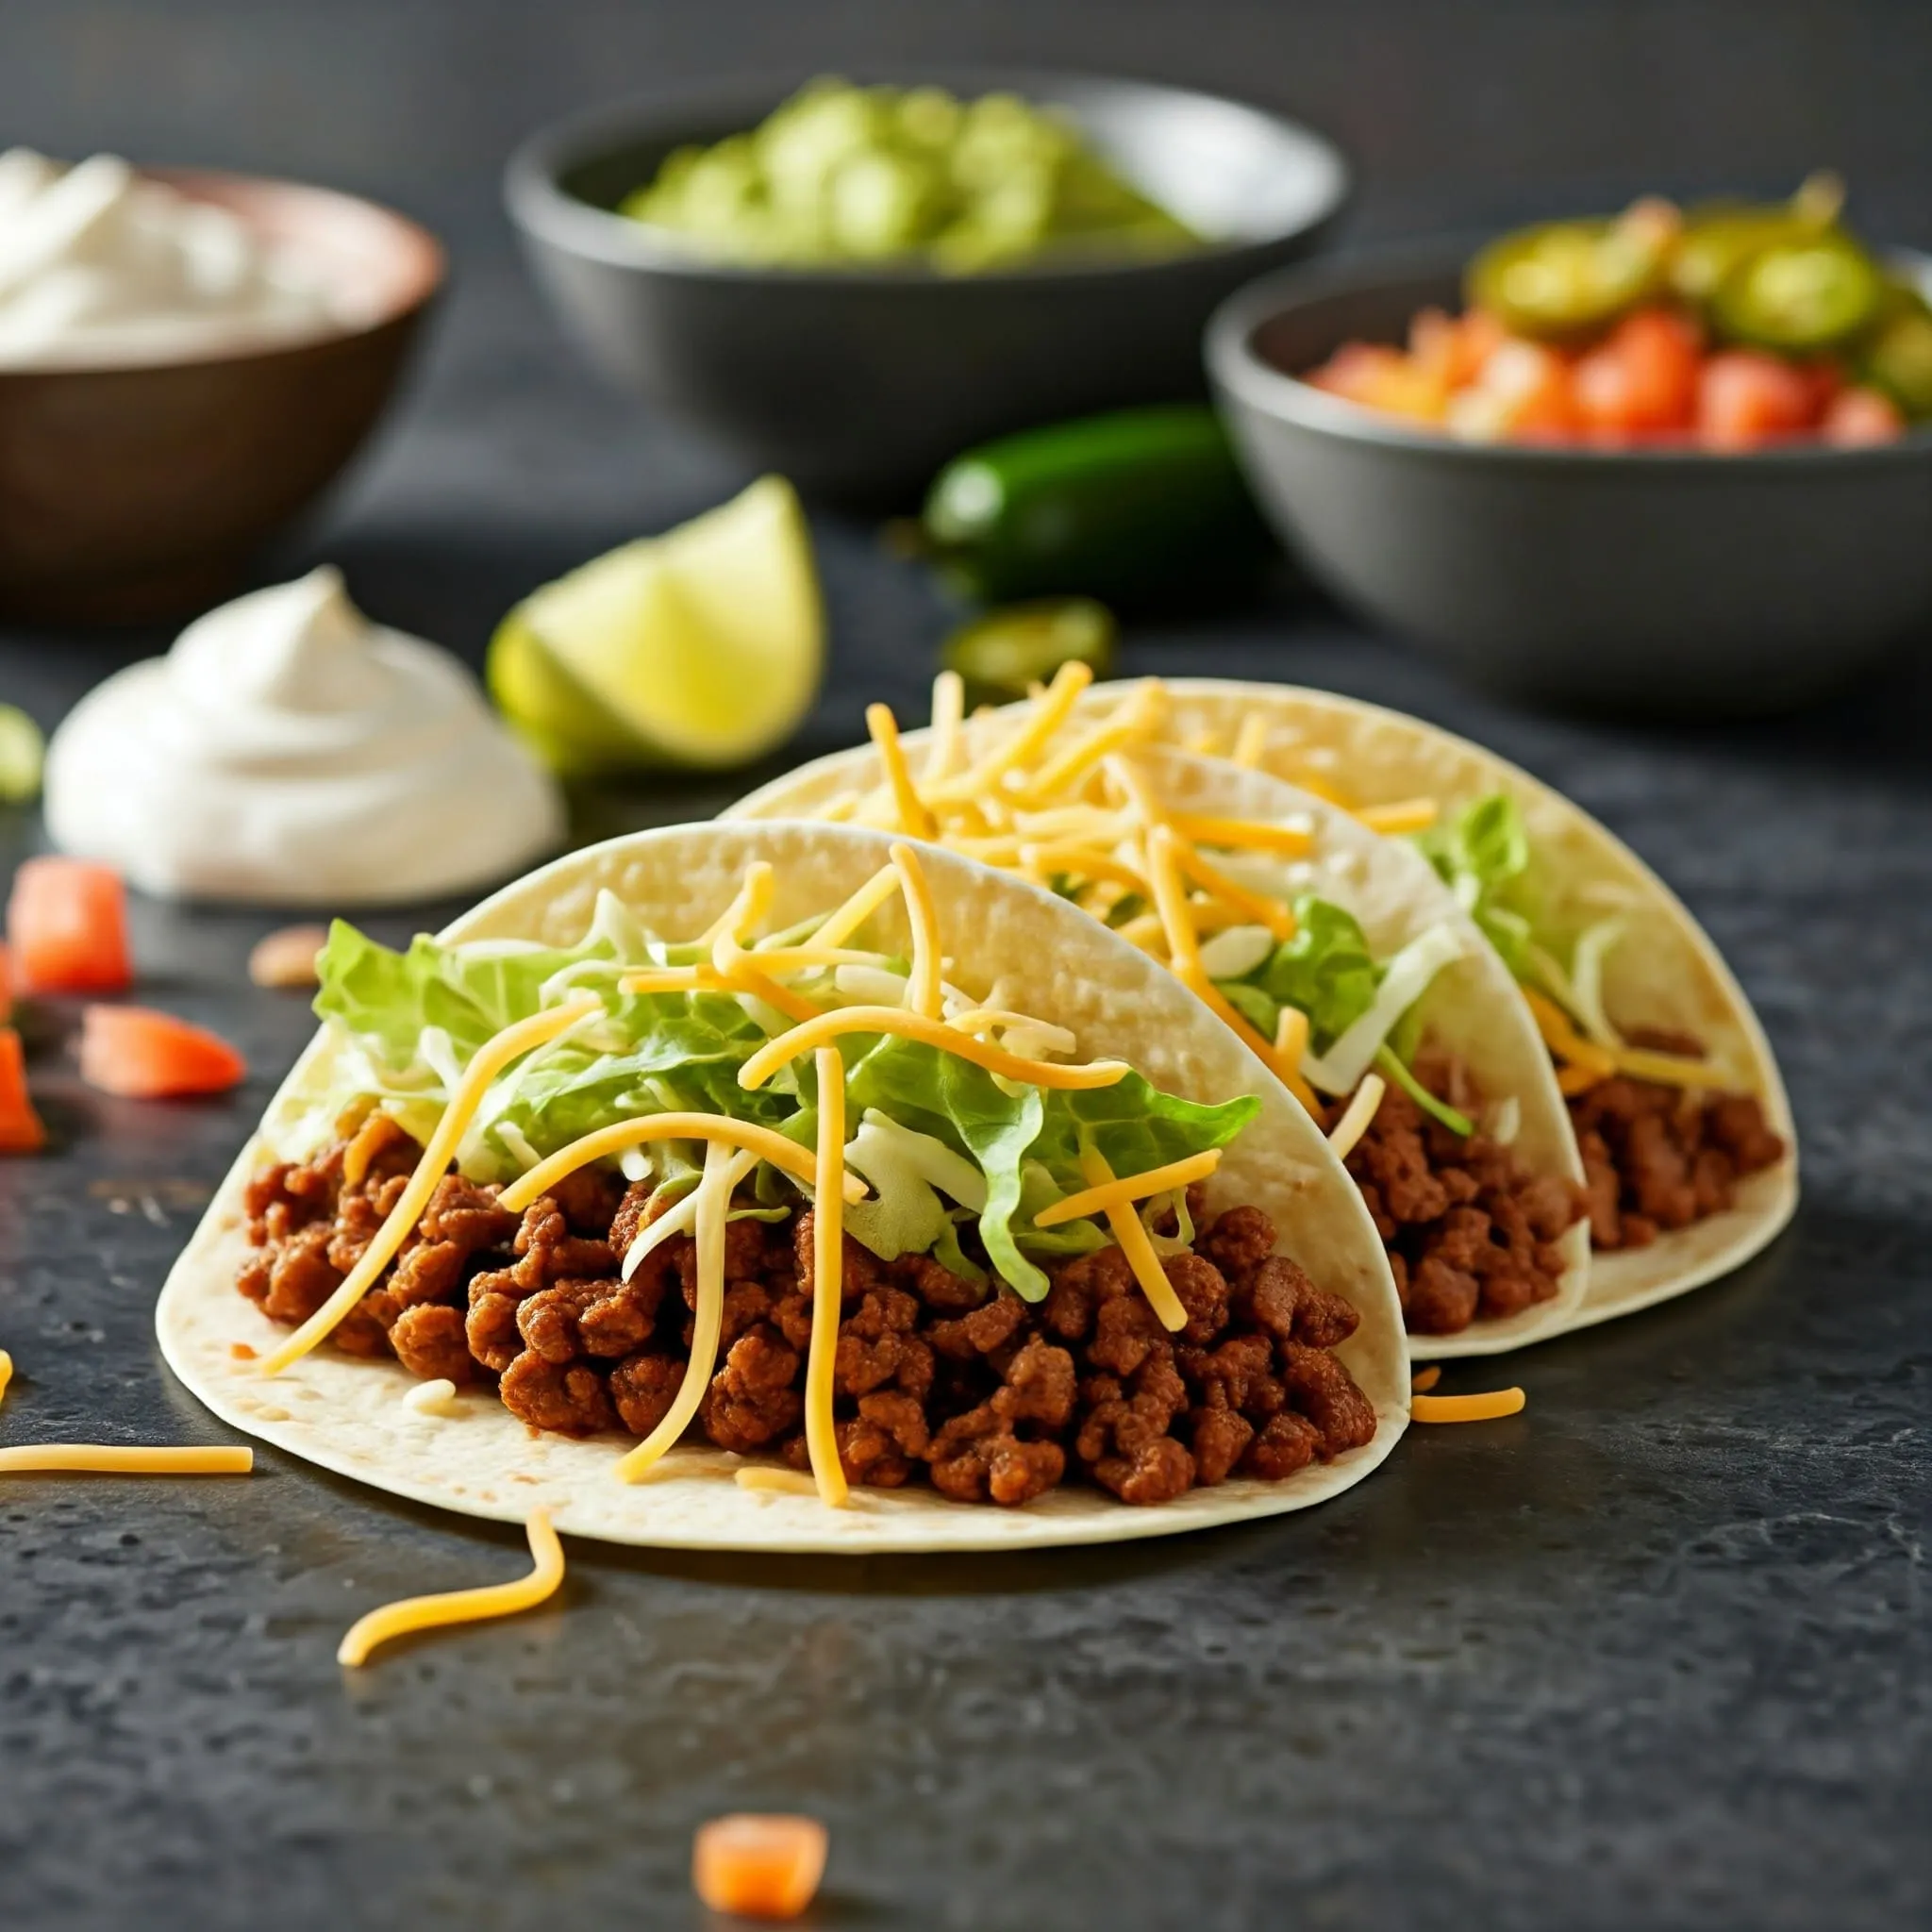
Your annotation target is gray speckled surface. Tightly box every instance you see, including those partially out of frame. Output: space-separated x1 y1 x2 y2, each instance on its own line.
5 5 1932 1924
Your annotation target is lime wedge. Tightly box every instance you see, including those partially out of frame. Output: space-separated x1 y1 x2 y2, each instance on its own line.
0 704 44 803
492 476 824 774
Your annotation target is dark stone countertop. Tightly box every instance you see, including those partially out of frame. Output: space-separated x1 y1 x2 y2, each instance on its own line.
3 242 1929 1932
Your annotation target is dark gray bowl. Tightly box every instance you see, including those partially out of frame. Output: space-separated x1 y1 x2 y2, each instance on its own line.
506 71 1348 497
1207 243 1932 714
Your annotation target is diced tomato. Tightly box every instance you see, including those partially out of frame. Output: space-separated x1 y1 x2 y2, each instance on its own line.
1448 340 1578 442
1574 308 1701 435
6 857 132 995
1821 385 1906 446
692 1815 828 1922
0 1026 44 1153
79 1006 245 1099
1448 308 1510 387
1307 342 1449 423
1697 350 1822 449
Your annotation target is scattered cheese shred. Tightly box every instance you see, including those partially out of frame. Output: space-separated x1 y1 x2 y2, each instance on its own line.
1524 987 1619 1092
1411 1388 1526 1424
260 996 598 1374
1325 1074 1387 1160
1410 1365 1441 1393
1231 714 1269 768
336 1508 565 1667
1170 840 1295 939
1166 811 1313 858
1079 1148 1187 1333
711 932 824 1025
811 864 903 951
1143 825 1202 978
866 704 937 839
500 1112 866 1216
1016 842 1147 895
925 670 965 783
701 860 774 947
1011 682 1162 803
739 1007 1130 1093
0 1348 11 1409
805 1046 851 1508
927 658 1093 805
1034 1148 1223 1227
692 1814 829 1922
0 1444 253 1474
1610 1045 1728 1090
1356 797 1440 836
616 1141 735 1482
734 1466 821 1496
891 842 944 1020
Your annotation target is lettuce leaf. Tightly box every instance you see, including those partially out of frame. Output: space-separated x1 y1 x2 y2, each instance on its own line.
309 918 1257 1299
1207 894 1383 1051
1414 792 1535 977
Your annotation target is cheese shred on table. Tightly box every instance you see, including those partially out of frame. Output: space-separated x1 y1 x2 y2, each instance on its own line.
0 1444 253 1474
1410 1388 1526 1424
335 1507 565 1667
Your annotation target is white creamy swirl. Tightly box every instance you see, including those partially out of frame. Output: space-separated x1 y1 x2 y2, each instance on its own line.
0 148 338 368
46 568 566 906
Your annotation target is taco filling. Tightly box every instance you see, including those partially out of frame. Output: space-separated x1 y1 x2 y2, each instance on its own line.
1410 794 1786 1251
736 668 1590 1340
232 850 1378 1507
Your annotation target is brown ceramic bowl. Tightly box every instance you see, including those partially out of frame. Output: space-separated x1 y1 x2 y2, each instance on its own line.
0 170 443 625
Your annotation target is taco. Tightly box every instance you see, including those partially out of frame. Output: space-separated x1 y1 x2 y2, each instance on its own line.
736 670 1792 1335
730 711 1591 1357
158 820 1408 1554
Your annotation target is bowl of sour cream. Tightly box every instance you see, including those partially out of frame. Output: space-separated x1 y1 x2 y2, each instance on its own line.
0 150 443 624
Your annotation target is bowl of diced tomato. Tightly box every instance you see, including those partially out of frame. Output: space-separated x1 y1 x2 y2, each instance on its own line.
1206 179 1932 713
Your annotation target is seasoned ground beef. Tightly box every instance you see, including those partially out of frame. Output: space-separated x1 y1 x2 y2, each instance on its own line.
236 1118 1380 1507
1568 1031 1785 1250
1336 1049 1586 1337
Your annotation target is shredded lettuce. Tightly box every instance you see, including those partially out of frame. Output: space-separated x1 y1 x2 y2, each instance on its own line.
306 909 1257 1303
1413 792 1536 978
1205 894 1383 1055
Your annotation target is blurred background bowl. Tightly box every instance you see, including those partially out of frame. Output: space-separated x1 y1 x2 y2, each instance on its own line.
506 69 1348 499
1208 242 1932 716
0 171 442 627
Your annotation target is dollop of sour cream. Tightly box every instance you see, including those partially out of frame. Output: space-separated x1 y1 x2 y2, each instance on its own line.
46 568 567 906
0 148 339 368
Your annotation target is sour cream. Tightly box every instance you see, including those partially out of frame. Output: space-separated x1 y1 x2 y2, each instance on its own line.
45 568 567 906
0 148 339 368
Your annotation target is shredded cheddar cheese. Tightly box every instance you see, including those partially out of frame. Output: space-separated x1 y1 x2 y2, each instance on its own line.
1231 714 1268 768
1325 1074 1387 1160
1033 1148 1222 1227
701 860 774 947
1170 840 1295 940
891 842 944 1020
0 1444 253 1474
1017 842 1147 896
0 1348 11 1409
1166 811 1314 858
1410 1365 1441 1393
812 864 903 951
734 1466 821 1496
926 658 1093 805
1078 1148 1187 1333
738 1007 1131 1093
501 1112 866 1216
1524 988 1619 1092
711 931 824 1025
1411 1388 1526 1424
925 670 966 782
1356 797 1440 836
617 1141 735 1482
866 703 938 839
336 1508 565 1666
1610 1045 1727 1090
260 996 599 1374
804 1046 850 1508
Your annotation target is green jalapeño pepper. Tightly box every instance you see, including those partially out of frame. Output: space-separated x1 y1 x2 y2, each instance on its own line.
1672 172 1846 304
941 598 1117 708
1710 233 1883 353
1862 292 1932 419
1466 211 1671 341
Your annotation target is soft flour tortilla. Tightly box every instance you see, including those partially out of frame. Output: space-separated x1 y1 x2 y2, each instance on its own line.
158 820 1409 1555
739 681 1794 1334
732 747 1589 1358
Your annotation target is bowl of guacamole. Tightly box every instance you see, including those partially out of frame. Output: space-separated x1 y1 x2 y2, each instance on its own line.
506 70 1348 494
